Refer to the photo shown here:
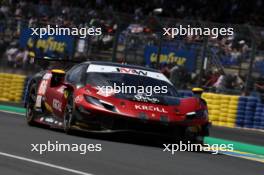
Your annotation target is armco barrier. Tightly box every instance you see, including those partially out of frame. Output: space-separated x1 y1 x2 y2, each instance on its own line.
0 73 26 102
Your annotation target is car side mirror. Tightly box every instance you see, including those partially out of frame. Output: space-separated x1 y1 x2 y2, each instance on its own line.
192 87 204 98
50 69 65 87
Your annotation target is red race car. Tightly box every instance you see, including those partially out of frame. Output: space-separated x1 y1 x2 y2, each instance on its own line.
25 61 209 143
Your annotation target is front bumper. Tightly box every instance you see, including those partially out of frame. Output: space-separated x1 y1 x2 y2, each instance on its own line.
74 105 210 137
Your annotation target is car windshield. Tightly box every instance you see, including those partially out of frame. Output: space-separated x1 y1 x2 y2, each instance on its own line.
86 72 178 97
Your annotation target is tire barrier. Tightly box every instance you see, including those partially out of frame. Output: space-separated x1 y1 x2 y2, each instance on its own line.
203 93 264 130
237 96 264 130
202 93 239 128
0 73 26 102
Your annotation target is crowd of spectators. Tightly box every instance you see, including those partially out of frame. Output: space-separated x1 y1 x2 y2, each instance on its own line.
104 0 264 26
0 0 264 96
1 0 264 33
0 0 260 55
159 62 245 94
1 0 259 26
160 62 264 99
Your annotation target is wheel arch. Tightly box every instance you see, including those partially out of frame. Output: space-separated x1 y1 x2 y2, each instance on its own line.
24 71 47 107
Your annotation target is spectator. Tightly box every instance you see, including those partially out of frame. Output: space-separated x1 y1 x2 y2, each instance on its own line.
160 62 170 78
213 73 225 92
204 70 220 87
14 48 25 68
5 44 18 67
170 64 180 88
170 65 191 89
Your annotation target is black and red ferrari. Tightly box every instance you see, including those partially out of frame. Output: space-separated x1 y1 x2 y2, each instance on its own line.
25 61 209 143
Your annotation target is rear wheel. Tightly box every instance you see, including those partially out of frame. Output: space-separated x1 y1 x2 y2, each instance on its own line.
172 126 205 145
63 92 76 134
187 134 204 145
184 126 205 145
26 83 38 126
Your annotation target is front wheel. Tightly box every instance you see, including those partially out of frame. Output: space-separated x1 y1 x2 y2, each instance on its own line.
26 83 38 126
63 92 76 134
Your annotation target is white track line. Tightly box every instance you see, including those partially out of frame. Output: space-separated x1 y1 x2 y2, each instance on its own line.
0 152 94 175
0 110 25 116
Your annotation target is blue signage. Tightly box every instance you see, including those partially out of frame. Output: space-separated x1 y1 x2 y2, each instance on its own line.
19 28 74 58
144 45 196 72
254 61 264 75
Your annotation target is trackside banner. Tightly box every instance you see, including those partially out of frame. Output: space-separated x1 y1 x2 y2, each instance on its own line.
19 28 74 58
254 60 264 75
144 45 196 72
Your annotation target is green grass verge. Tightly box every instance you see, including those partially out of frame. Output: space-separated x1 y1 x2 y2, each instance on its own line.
204 136 264 156
0 104 26 114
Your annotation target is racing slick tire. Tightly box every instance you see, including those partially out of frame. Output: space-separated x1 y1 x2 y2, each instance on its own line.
26 83 38 126
63 91 76 134
184 134 205 145
174 126 206 145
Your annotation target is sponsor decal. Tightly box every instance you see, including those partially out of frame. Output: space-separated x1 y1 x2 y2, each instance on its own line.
134 94 159 103
35 73 49 108
116 68 148 76
74 95 84 103
57 86 69 99
35 95 42 108
44 102 53 112
38 80 48 95
85 89 92 95
64 90 69 98
53 99 62 112
134 104 168 113
43 73 52 80
35 73 51 108
57 85 67 94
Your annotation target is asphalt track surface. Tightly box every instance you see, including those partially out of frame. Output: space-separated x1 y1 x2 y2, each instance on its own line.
210 126 264 146
0 111 264 175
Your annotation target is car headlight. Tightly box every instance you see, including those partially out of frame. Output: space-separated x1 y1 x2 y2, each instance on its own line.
84 95 103 107
186 109 208 119
84 95 117 112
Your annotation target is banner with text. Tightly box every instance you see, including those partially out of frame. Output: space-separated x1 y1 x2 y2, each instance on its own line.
19 28 74 59
144 45 196 72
